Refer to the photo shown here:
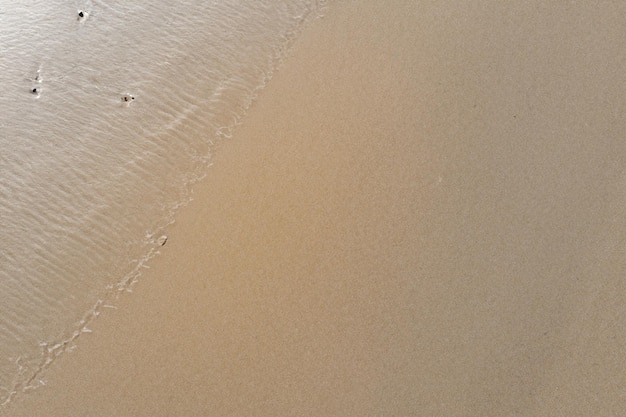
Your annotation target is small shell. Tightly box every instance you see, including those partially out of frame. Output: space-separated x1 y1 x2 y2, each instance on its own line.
157 235 168 246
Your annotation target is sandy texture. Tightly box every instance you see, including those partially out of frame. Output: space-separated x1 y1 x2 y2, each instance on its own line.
5 1 626 415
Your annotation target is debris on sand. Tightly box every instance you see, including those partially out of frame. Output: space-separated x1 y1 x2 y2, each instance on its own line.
157 235 168 246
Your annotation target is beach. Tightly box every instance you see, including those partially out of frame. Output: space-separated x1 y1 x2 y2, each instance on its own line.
4 1 626 415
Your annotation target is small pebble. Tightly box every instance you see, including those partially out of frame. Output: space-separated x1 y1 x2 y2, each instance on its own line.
31 88 39 94
121 94 135 103
157 235 168 246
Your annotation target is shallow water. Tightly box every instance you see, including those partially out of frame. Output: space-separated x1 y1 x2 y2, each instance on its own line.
0 0 326 404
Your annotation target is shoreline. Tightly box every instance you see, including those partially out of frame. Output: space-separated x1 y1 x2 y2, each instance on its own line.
5 1 626 416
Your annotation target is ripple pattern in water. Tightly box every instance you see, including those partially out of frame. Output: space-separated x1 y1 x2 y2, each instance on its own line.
0 0 327 403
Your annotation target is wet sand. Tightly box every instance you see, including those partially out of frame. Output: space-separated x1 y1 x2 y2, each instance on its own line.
5 1 626 415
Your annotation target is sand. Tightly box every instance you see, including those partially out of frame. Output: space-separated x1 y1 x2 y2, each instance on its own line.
5 1 626 416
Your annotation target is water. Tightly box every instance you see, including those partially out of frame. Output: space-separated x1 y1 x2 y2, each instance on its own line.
0 0 326 404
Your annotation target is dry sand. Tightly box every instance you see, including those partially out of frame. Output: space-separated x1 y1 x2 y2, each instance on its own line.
5 1 626 416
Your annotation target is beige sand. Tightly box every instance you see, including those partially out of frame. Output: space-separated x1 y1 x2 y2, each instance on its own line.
5 1 626 415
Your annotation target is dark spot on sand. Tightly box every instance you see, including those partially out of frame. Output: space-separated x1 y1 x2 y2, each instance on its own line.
32 88 39 94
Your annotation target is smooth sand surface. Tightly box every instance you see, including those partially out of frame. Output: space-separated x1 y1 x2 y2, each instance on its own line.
5 1 626 416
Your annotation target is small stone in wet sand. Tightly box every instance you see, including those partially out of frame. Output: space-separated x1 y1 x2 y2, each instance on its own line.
77 10 87 20
157 235 168 246
31 88 39 94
